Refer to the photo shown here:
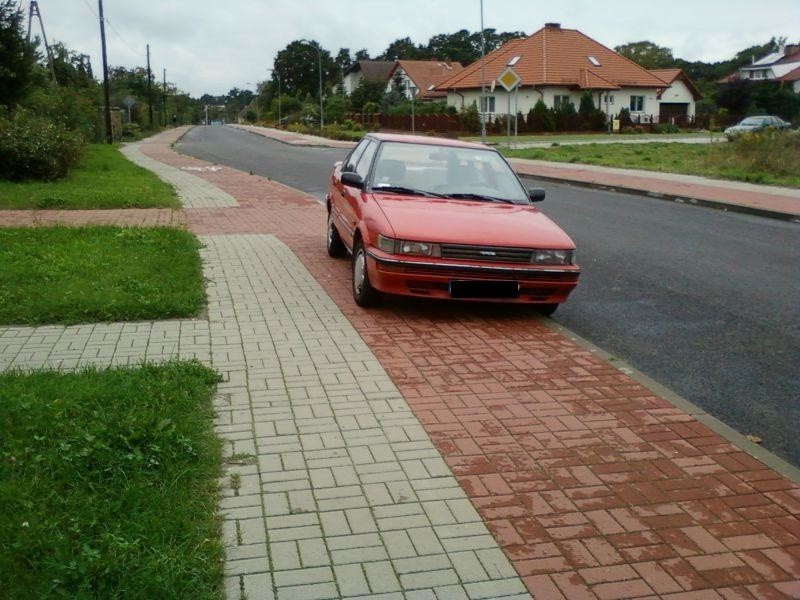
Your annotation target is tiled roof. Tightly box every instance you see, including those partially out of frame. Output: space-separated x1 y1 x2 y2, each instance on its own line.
649 68 702 99
390 60 464 99
778 64 800 82
346 60 395 82
437 25 668 91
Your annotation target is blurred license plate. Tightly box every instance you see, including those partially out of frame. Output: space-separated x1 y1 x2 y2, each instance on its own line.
449 280 519 299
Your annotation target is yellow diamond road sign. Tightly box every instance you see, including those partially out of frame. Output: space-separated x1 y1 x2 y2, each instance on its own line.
498 67 521 92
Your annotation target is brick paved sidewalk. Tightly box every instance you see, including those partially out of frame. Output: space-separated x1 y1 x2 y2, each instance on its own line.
134 131 799 599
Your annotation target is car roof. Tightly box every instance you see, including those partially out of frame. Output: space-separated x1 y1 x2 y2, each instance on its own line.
365 132 489 150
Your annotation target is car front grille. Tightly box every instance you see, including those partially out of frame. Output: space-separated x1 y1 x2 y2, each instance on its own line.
440 244 533 263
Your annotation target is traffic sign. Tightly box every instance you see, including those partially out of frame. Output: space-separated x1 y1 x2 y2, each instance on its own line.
498 67 521 92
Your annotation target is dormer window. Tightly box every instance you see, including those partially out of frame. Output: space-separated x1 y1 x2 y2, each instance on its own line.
588 55 601 67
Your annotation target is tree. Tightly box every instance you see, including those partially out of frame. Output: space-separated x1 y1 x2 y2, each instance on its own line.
614 41 674 69
354 49 370 61
527 100 555 132
273 40 337 99
0 0 36 107
348 79 386 112
379 37 430 60
334 48 352 78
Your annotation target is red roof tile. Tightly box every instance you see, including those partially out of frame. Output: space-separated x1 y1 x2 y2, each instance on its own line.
390 60 464 99
437 25 668 91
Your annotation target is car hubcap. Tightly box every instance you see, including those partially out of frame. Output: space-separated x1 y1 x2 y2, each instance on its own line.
354 249 365 295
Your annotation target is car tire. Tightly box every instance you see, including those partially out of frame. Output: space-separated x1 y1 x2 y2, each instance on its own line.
352 238 380 307
536 303 558 316
327 210 347 258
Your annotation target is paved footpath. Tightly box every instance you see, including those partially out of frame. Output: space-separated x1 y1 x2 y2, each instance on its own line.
2 127 799 599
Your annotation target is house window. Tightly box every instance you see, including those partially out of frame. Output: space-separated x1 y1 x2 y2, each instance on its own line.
603 94 615 105
480 96 495 113
554 95 572 109
630 95 644 112
588 55 601 67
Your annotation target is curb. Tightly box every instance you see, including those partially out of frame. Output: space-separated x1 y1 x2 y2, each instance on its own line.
542 317 800 485
518 172 800 223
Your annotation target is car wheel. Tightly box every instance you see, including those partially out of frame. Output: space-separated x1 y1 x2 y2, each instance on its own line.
352 238 380 307
536 303 558 316
327 210 346 258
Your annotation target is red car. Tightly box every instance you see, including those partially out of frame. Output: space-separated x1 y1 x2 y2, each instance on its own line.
326 133 579 313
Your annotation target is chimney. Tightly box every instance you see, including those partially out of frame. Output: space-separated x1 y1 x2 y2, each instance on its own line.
785 44 800 57
544 22 561 29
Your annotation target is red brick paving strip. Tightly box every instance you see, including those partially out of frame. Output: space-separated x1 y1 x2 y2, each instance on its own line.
8 128 797 599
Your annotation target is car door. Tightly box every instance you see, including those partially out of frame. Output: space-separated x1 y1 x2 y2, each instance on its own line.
332 139 370 249
340 140 378 249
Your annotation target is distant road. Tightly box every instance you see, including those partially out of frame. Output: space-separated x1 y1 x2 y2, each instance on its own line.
178 125 800 467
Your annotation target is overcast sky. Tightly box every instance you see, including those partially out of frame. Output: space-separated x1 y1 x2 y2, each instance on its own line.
33 0 800 97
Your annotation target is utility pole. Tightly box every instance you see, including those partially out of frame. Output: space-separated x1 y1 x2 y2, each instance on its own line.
27 1 56 84
479 0 487 144
162 68 167 127
146 44 154 127
98 0 113 144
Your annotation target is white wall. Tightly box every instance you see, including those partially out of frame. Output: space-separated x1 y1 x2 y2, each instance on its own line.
342 71 363 96
445 86 660 119
658 79 696 117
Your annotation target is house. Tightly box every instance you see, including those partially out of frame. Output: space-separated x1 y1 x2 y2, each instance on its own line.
436 23 668 121
342 60 395 95
649 68 702 121
387 60 464 101
721 43 800 93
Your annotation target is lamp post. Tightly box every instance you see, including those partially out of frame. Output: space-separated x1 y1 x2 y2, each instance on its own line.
267 68 282 127
299 39 324 130
407 83 418 134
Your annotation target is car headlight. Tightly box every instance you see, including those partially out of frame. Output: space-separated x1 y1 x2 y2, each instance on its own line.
532 249 574 265
375 234 441 257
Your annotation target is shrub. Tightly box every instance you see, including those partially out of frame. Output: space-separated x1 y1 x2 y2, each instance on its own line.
528 100 555 132
0 109 84 181
121 122 142 140
656 123 680 134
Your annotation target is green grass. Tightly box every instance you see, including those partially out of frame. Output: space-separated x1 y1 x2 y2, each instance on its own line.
463 131 712 143
0 226 206 325
505 136 800 188
0 361 223 599
0 144 179 210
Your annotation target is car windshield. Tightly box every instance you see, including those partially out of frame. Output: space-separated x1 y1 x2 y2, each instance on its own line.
740 117 769 126
370 141 529 204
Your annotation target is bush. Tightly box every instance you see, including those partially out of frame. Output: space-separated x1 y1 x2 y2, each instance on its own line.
656 123 680 134
121 122 142 140
718 129 800 181
527 100 555 132
0 109 84 181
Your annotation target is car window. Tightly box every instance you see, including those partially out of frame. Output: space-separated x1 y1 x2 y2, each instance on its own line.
343 139 370 172
371 141 529 204
355 141 377 180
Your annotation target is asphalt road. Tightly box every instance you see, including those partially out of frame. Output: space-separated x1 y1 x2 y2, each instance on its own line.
178 125 800 467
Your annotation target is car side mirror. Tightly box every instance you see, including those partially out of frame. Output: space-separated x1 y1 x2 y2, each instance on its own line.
341 171 364 189
528 188 546 202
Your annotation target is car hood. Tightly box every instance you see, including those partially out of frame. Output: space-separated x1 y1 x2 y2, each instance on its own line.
373 195 575 249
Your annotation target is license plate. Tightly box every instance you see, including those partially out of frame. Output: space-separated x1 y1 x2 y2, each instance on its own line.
449 280 520 299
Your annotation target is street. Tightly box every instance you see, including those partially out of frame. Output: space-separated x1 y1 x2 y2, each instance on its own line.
177 124 800 467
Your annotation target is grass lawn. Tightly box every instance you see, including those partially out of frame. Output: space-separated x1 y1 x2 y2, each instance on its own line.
505 138 800 188
0 144 179 210
463 131 713 143
0 226 206 325
0 361 223 598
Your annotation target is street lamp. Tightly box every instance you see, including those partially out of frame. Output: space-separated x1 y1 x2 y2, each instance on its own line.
267 68 282 127
299 39 324 130
479 0 487 144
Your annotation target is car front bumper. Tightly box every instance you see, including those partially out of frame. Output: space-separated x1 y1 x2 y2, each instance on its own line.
366 250 580 304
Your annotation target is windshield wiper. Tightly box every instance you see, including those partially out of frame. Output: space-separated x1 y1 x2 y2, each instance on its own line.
443 193 516 204
372 185 447 198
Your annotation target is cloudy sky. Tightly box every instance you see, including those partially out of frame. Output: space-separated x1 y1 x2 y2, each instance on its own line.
32 0 800 97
